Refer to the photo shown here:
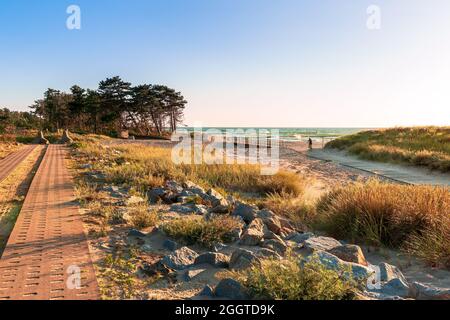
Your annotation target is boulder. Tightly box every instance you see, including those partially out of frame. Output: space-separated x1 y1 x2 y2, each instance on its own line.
147 187 168 204
256 248 282 260
311 251 374 281
194 252 230 268
127 229 146 238
410 282 450 300
165 180 183 193
169 204 197 215
285 232 314 243
206 188 229 207
263 230 284 242
159 247 198 270
214 278 249 300
162 239 179 251
198 285 214 297
262 239 287 256
209 204 229 214
239 218 265 246
303 236 342 252
229 248 260 270
232 203 258 223
183 181 207 197
328 245 368 266
182 269 206 282
378 262 407 283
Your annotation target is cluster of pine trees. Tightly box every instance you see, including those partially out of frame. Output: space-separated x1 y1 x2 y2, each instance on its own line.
0 108 40 133
29 76 187 136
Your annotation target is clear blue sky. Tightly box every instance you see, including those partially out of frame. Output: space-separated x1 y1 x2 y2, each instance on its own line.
1 0 450 127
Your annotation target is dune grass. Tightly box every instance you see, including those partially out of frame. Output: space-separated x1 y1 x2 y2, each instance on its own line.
326 127 450 172
161 215 243 248
230 255 359 300
74 140 306 198
316 180 450 268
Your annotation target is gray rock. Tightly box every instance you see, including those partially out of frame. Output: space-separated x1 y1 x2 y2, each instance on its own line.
256 248 282 260
163 239 179 251
379 278 410 298
303 236 342 252
410 282 450 300
264 230 284 242
239 218 265 246
194 252 230 268
198 285 214 297
182 269 206 282
160 247 198 270
212 242 227 252
127 229 146 238
285 232 314 243
169 204 196 215
378 262 407 283
214 278 249 300
140 244 153 252
209 204 229 214
206 188 229 207
147 187 168 203
229 248 260 270
232 203 258 223
311 251 375 281
262 216 282 235
262 239 287 256
183 181 207 197
328 245 368 266
165 180 184 193
192 204 209 215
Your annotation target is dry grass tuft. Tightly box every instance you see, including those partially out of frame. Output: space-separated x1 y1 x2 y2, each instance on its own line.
326 127 450 172
316 180 450 268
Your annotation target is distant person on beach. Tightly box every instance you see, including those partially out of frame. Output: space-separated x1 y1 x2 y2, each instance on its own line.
308 137 313 150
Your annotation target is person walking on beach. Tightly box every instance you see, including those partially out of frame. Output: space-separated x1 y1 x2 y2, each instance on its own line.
308 137 313 150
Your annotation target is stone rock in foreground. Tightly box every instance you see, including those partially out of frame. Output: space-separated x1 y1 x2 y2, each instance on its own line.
229 248 260 270
256 248 282 260
303 236 342 252
127 229 146 238
262 239 287 256
194 252 230 268
328 244 368 266
198 285 214 297
311 251 374 281
239 218 265 246
410 282 450 300
214 278 249 300
159 247 198 270
162 239 179 251
285 232 314 243
232 203 258 223
378 262 407 283
206 188 229 207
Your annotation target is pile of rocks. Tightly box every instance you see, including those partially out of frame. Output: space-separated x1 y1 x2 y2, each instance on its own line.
116 180 450 300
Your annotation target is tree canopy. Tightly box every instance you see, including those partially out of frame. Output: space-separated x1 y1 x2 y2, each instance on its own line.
28 76 187 136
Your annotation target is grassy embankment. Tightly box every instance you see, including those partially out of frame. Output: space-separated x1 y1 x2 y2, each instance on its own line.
326 127 450 172
72 135 450 298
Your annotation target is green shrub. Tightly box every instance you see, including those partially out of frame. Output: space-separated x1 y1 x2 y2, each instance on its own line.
231 255 359 300
161 215 242 248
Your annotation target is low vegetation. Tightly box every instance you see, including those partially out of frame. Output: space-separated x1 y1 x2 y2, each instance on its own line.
76 140 306 197
231 255 359 300
316 180 450 268
162 215 242 248
326 127 450 172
